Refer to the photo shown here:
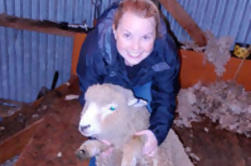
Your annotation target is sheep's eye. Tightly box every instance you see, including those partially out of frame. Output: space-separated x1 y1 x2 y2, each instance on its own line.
103 103 118 112
109 106 116 111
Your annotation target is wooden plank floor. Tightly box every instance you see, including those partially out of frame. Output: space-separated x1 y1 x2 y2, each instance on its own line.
14 77 89 166
1 76 250 166
173 118 251 166
0 118 43 164
15 99 88 166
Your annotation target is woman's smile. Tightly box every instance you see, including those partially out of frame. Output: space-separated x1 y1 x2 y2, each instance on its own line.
113 11 156 66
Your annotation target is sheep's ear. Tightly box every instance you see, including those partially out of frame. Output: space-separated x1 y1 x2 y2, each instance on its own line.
128 98 148 107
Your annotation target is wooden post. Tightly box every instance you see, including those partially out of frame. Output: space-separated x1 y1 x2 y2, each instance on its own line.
159 0 207 46
71 33 87 76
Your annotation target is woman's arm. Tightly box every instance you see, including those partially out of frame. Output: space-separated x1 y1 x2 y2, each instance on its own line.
77 28 105 106
149 36 180 145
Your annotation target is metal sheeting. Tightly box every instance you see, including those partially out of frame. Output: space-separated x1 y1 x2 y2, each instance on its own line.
0 0 97 102
0 0 250 103
0 27 73 102
162 0 250 44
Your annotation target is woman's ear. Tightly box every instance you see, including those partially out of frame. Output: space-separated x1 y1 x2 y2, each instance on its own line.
112 24 117 40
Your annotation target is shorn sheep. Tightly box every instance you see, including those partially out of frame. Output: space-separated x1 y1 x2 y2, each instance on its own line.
76 83 194 166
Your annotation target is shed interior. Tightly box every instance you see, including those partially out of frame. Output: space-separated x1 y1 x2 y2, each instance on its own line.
0 0 250 166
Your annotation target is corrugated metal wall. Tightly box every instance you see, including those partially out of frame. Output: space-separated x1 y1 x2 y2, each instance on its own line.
0 0 250 103
162 0 251 44
0 0 98 102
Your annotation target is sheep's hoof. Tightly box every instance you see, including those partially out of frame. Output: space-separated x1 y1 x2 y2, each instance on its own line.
75 149 90 160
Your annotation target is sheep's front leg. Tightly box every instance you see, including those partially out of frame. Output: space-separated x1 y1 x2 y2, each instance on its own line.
121 136 145 166
76 139 110 160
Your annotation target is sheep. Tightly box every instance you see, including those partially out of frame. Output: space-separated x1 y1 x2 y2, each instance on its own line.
76 83 194 166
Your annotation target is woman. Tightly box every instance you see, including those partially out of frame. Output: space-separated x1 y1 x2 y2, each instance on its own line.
77 0 180 165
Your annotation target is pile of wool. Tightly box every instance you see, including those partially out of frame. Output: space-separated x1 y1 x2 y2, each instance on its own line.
181 31 234 77
203 31 233 77
174 80 251 138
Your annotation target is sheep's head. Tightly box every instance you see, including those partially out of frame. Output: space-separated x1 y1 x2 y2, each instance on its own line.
78 84 148 145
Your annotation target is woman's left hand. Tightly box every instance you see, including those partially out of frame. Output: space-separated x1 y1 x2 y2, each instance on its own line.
134 130 158 157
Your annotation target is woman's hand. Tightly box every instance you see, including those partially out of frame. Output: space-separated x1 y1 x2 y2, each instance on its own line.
134 130 158 157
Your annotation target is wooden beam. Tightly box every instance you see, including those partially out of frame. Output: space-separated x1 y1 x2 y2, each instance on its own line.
0 118 44 164
0 14 85 37
159 0 207 46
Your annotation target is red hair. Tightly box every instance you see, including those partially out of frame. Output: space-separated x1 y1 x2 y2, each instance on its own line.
113 0 160 35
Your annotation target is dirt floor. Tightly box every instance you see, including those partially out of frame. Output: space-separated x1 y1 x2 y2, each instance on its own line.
0 155 18 166
0 76 250 166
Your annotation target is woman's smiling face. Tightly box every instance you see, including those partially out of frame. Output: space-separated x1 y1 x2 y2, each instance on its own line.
113 11 156 66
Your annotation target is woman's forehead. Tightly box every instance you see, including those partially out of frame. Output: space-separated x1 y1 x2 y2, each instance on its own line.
117 11 156 33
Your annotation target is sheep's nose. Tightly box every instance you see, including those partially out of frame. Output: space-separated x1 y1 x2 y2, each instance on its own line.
79 125 90 132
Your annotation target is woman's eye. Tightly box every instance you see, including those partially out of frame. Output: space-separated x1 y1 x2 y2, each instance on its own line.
143 35 151 40
123 33 131 39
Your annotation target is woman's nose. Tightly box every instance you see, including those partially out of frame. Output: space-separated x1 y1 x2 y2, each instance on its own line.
131 39 141 51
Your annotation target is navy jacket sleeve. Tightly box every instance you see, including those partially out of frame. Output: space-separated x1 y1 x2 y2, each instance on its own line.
149 34 180 145
77 4 118 106
77 28 105 106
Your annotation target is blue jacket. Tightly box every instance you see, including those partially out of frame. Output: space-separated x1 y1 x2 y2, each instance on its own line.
77 3 180 145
